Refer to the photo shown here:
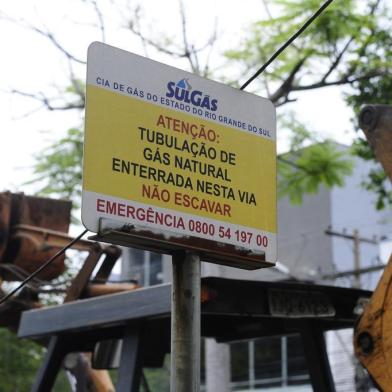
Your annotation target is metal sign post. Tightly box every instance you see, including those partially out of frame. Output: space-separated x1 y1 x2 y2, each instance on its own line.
170 252 201 391
81 42 277 391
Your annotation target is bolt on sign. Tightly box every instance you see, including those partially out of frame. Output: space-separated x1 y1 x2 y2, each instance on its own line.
82 42 276 269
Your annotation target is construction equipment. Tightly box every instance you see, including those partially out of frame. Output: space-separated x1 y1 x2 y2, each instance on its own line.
18 276 372 392
0 192 72 330
0 192 72 281
354 105 392 390
0 192 139 391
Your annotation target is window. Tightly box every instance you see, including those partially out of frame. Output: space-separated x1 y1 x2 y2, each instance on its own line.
122 248 163 286
230 335 310 390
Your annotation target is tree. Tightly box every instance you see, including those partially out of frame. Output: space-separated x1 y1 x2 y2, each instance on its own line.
14 0 391 210
225 0 392 208
0 328 69 391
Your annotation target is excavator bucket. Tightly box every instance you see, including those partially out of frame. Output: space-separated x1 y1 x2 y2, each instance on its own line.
359 105 392 182
0 192 72 281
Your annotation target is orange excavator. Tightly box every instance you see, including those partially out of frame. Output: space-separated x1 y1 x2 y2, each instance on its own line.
354 105 392 390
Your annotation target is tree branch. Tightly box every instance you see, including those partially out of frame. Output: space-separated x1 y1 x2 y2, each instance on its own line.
28 24 86 64
127 1 217 76
11 89 84 111
0 12 86 64
270 57 308 103
321 37 355 83
293 70 387 92
179 0 198 74
202 17 218 77
89 0 106 42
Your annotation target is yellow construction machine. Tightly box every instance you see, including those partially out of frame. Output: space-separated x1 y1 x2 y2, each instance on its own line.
354 105 392 390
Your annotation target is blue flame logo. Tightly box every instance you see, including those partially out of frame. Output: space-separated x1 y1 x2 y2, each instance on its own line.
166 79 218 111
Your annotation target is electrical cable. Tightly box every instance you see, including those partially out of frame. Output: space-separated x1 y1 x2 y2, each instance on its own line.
0 229 88 306
0 1 335 306
240 0 334 91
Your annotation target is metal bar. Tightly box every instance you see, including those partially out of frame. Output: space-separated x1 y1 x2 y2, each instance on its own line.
116 325 142 392
31 336 67 392
64 245 104 302
90 229 269 270
94 245 121 281
18 284 171 339
86 282 139 297
12 224 95 252
300 322 336 392
248 340 255 389
19 278 370 339
281 336 288 387
170 252 201 392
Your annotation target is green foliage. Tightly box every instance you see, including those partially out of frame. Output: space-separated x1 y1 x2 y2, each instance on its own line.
226 0 392 208
344 3 392 210
226 0 371 97
362 168 392 210
29 0 392 211
0 328 69 391
143 355 170 392
351 137 391 210
277 113 354 204
278 141 354 204
28 127 83 209
0 328 44 391
352 137 392 209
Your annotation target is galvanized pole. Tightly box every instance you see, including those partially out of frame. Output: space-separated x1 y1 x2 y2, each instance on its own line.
170 252 201 392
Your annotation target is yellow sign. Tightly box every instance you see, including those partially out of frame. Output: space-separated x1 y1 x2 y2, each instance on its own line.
82 42 276 266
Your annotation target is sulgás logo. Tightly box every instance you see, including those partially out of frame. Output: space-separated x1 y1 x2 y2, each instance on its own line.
166 78 218 111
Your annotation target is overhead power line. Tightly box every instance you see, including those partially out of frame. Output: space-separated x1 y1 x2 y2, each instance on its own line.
240 0 334 91
0 229 88 306
325 228 379 288
322 264 385 280
0 1 335 305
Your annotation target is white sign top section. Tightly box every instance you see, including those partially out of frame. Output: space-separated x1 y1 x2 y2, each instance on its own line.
87 42 276 140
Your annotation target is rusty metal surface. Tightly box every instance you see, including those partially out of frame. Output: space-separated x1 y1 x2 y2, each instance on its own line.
64 245 104 302
355 105 392 389
13 225 94 252
0 192 12 261
359 104 392 181
90 228 270 270
0 287 41 332
64 244 122 302
86 283 140 298
0 192 72 281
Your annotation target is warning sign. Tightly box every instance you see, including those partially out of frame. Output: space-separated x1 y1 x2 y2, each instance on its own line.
82 42 276 268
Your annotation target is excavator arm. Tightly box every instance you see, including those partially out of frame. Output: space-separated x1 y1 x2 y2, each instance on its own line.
354 105 392 390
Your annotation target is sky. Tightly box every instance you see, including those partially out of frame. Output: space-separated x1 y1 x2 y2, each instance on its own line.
0 0 356 193
0 1 391 271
